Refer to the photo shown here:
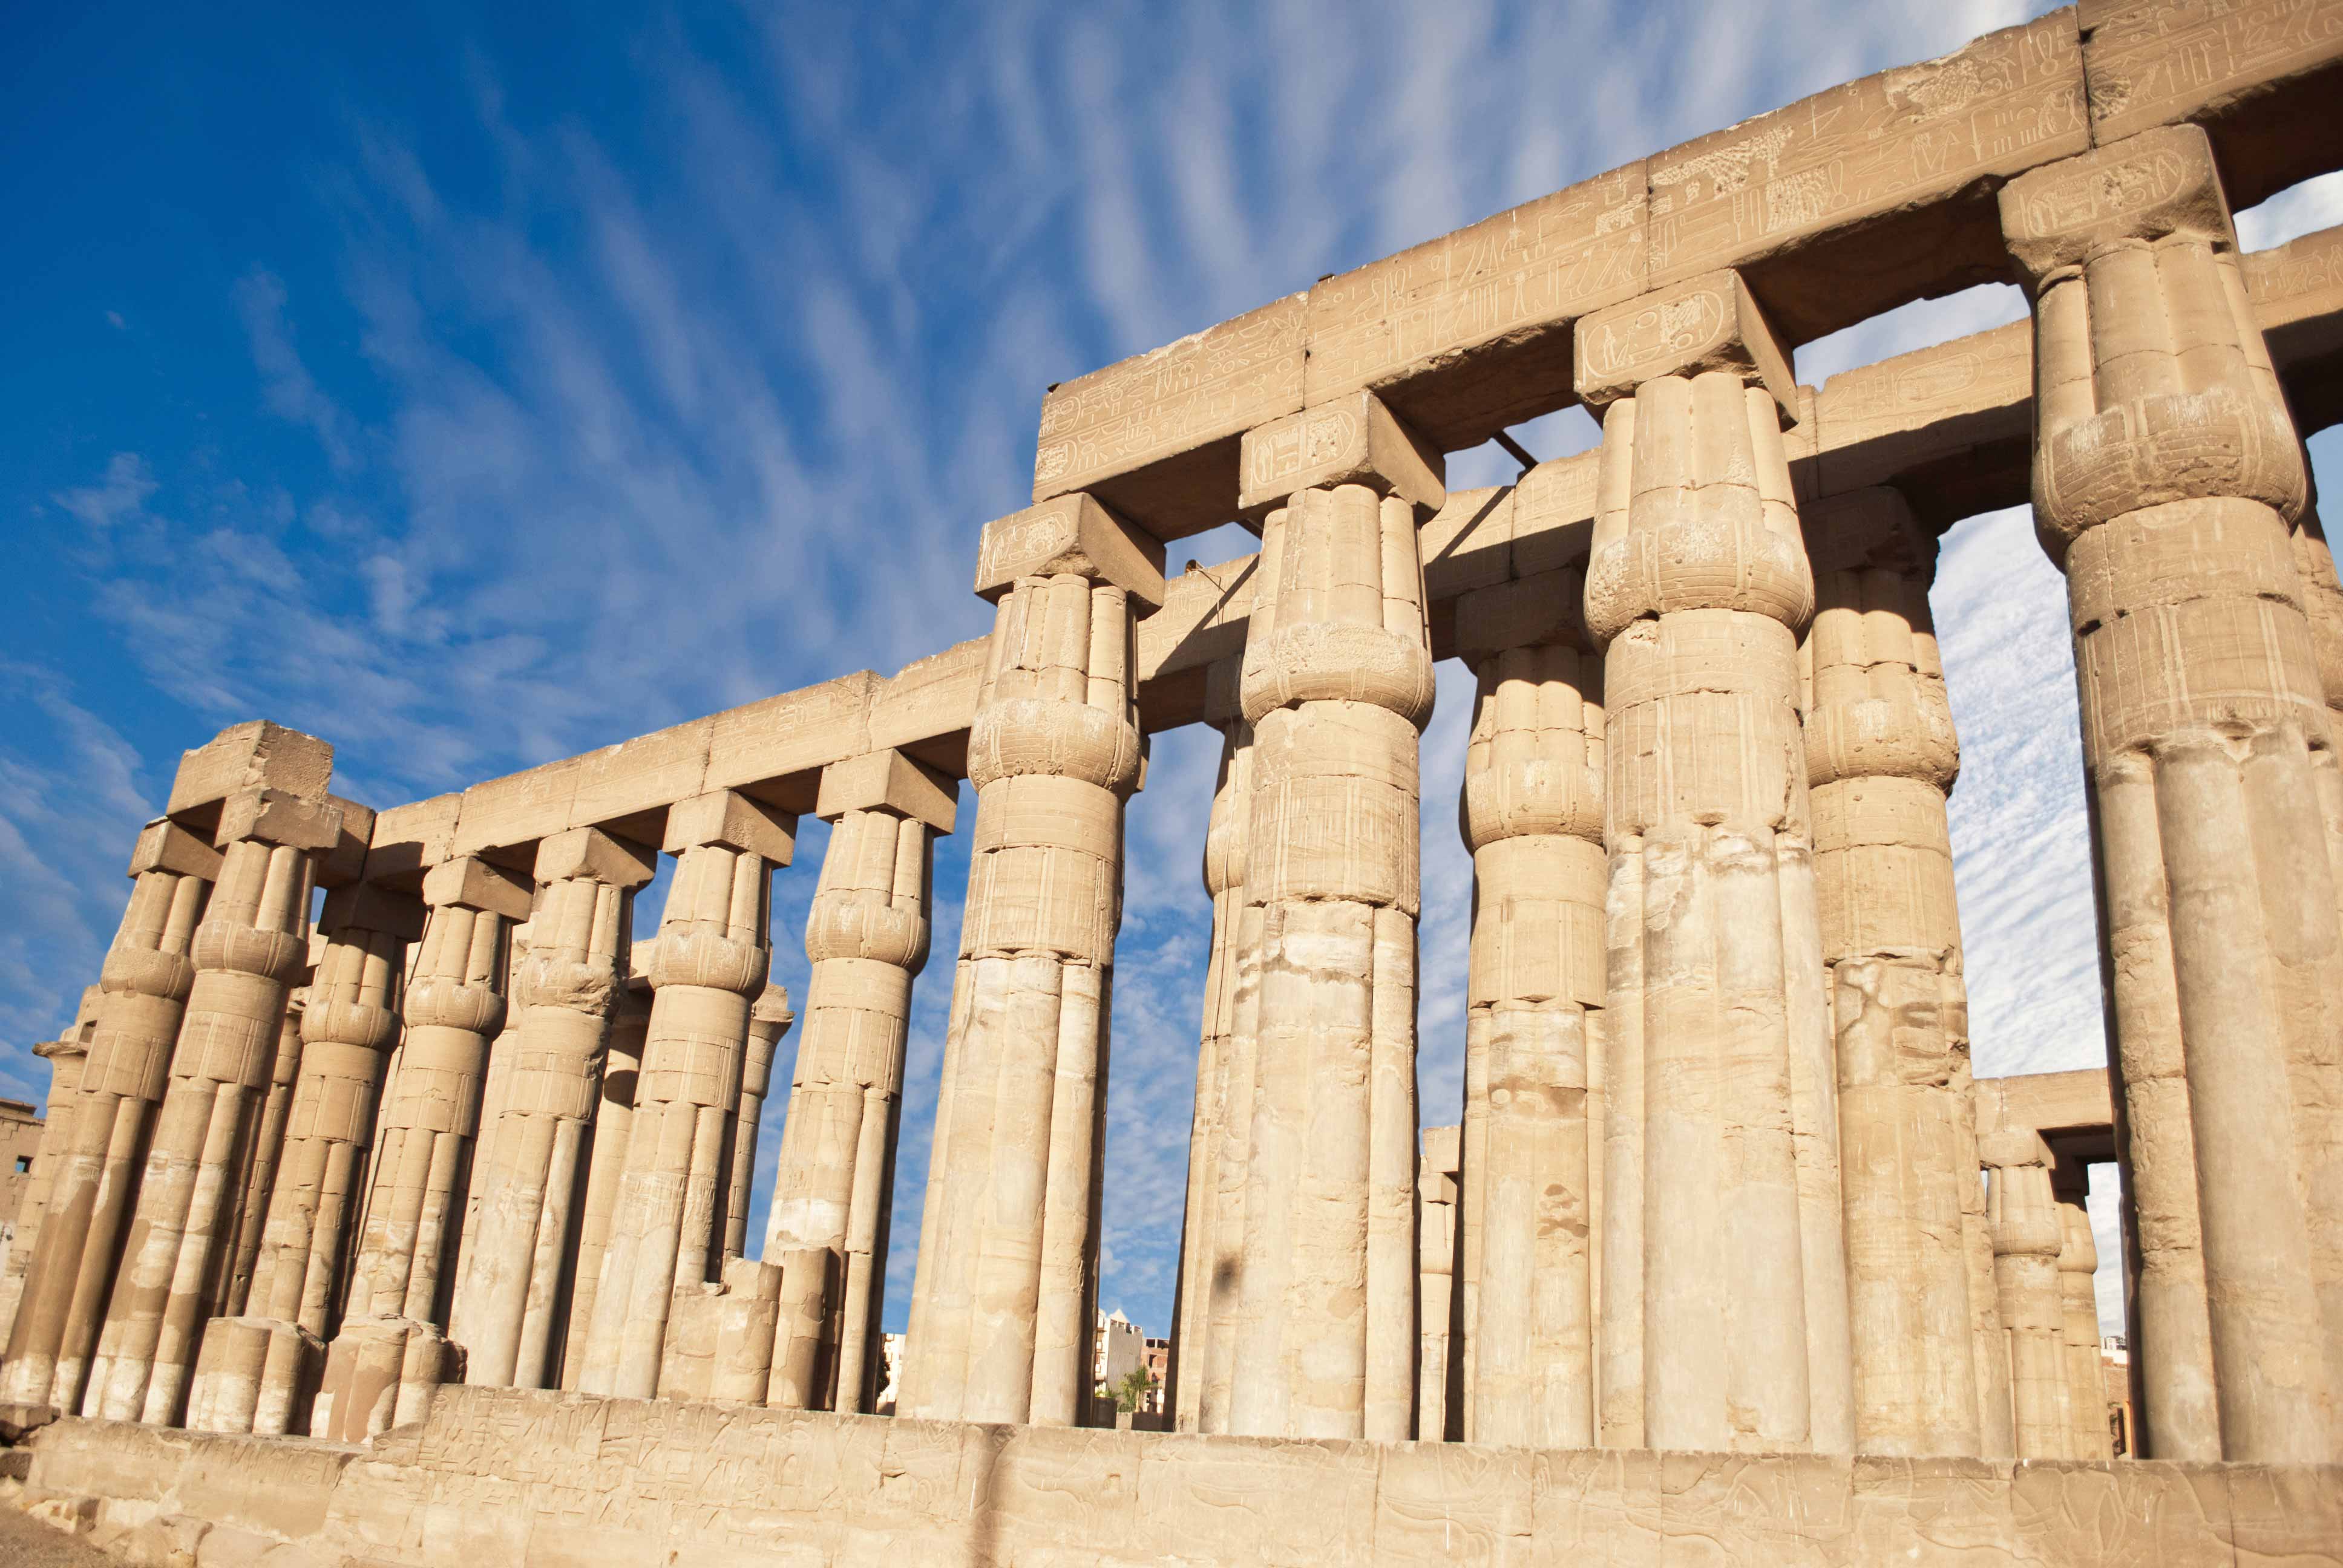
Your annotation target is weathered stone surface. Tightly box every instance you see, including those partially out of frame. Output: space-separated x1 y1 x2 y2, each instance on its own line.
975 494 1168 608
165 724 334 826
1236 391 1446 518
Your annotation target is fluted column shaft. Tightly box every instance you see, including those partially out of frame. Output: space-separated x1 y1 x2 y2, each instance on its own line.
1985 1132 2071 1459
901 495 1156 1426
221 994 306 1318
0 1032 93 1345
1226 392 1440 1443
447 915 531 1339
580 792 788 1399
1576 271 1850 1455
455 826 652 1390
773 750 943 1414
1170 717 1251 1435
2002 124 2339 1462
2 827 217 1411
558 969 645 1388
1798 487 1985 1457
723 987 793 1264
89 788 338 1426
1457 638 1605 1448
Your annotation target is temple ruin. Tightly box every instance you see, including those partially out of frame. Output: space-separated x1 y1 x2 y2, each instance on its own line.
5 4 2343 1562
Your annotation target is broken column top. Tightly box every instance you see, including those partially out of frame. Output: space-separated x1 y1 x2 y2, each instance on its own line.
749 984 796 1034
166 720 333 828
533 825 658 889
421 855 535 920
662 788 798 864
1572 268 1796 423
1999 123 2232 281
975 494 1167 609
814 750 957 834
1237 390 1445 520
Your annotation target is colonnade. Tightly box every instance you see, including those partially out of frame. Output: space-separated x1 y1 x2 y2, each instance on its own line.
4 122 2339 1469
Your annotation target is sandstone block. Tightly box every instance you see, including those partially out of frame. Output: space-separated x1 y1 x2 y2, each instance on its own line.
814 750 957 833
317 883 428 943
128 819 226 881
975 494 1167 609
361 793 462 889
1573 268 1795 418
531 826 657 889
1237 390 1445 518
704 669 881 803
313 797 376 890
213 789 344 852
1999 123 2234 276
167 722 334 822
1423 1123 1461 1175
661 788 798 863
419 855 532 919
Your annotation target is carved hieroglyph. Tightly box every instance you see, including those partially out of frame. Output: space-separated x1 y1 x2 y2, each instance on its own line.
1797 486 1988 1457
2002 123 2340 1463
1226 390 1440 1442
85 783 341 1427
900 496 1161 1426
454 826 654 1390
767 749 948 1413
1456 631 1605 1449
1575 269 1853 1456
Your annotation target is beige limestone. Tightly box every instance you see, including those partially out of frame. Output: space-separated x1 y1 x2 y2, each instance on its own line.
1414 1126 1460 1442
85 783 339 1428
769 751 947 1414
578 789 790 1399
1576 269 1854 1457
1457 633 1605 1449
1 822 220 1413
1226 390 1437 1443
1984 1131 2071 1459
900 501 1149 1426
556 953 647 1388
1797 486 1985 1457
2002 123 2339 1463
722 984 793 1263
454 825 654 1390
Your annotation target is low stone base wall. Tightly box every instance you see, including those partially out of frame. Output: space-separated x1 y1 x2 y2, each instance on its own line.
16 1385 2343 1567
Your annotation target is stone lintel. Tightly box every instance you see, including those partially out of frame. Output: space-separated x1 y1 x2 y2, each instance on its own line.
319 881 429 944
166 721 333 827
974 494 1168 610
1973 1067 2116 1142
1573 268 1796 422
1453 569 1592 660
421 855 534 921
214 789 344 854
661 789 798 864
363 793 464 890
1422 1123 1461 1175
315 795 378 891
750 984 796 1031
1999 123 2232 283
1419 1169 1458 1206
1800 486 1930 577
814 750 957 834
1237 390 1446 520
127 818 226 882
1977 1129 2053 1170
534 826 658 890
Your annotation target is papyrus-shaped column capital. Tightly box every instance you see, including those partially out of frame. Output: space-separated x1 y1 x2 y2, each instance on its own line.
1798 486 1958 794
1237 390 1445 521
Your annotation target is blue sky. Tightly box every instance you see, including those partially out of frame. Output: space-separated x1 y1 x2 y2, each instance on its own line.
6 1 2341 1342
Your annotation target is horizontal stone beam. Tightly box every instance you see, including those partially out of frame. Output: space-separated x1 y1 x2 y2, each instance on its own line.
1029 1 2343 542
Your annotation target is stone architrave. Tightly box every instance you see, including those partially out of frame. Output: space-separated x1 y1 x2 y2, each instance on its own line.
899 496 1161 1427
1574 269 1853 1456
557 959 647 1388
1415 1126 1461 1442
0 1027 94 1346
85 783 342 1426
578 789 792 1400
768 748 948 1414
188 882 424 1436
220 978 309 1318
722 985 793 1263
1455 624 1606 1449
2056 1182 2112 1462
1798 486 1987 1457
1169 717 1254 1436
454 826 654 1390
1225 390 1440 1443
1984 1131 2071 1459
0 822 220 1413
2002 124 2341 1463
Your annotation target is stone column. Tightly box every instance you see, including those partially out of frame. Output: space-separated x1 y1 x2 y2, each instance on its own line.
557 961 646 1387
1574 270 1851 1454
1797 486 1986 1457
899 495 1159 1426
221 964 309 1318
2002 124 2340 1462
2056 1175 2113 1461
1 823 220 1412
1224 391 1439 1443
768 748 950 1413
2292 502 2343 1380
578 789 792 1400
1415 1125 1461 1442
1170 715 1250 1435
88 785 341 1425
188 882 422 1435
1984 1131 2070 1459
454 826 653 1390
1456 604 1607 1449
1953 1056 2014 1457
722 986 793 1263
0 1026 94 1346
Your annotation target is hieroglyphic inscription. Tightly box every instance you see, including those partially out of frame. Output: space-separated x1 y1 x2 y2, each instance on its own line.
1998 128 2214 255
2082 0 2343 148
1809 320 2032 496
1305 162 1649 405
1649 10 2086 281
2247 219 2343 329
1573 270 1794 414
1033 293 1305 503
974 493 1166 604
